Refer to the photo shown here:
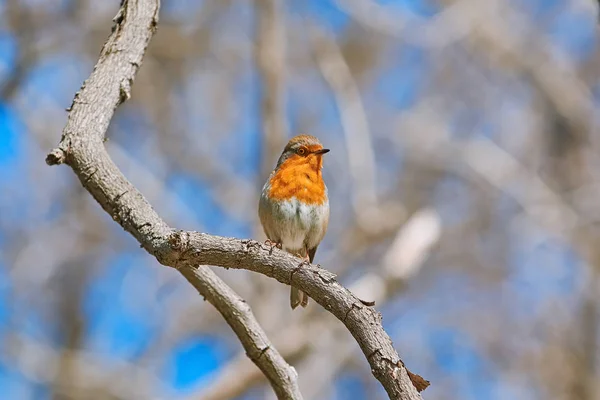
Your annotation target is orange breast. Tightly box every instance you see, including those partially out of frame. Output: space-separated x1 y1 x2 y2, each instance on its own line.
268 157 327 205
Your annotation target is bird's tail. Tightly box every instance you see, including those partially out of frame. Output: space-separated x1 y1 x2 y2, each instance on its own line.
290 287 309 309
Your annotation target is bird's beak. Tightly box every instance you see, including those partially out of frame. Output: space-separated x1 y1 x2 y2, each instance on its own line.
313 148 330 155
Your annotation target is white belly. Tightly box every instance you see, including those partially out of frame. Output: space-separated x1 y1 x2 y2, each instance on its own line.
279 198 315 250
261 195 329 254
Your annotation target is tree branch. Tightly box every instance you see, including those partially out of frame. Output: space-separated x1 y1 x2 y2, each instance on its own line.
45 1 301 399
181 266 302 399
45 0 427 398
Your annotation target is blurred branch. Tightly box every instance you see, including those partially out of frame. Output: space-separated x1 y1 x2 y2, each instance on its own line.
311 25 385 234
45 0 428 398
193 335 309 400
397 105 580 241
1 0 38 100
1 0 89 101
50 259 88 400
194 315 314 400
44 1 301 399
334 0 479 48
468 1 593 138
2 331 171 399
255 0 288 182
569 278 598 400
253 0 289 326
340 0 593 139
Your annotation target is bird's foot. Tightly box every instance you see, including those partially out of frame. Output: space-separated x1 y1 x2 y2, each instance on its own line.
300 254 310 267
264 239 282 254
298 254 311 268
264 239 282 248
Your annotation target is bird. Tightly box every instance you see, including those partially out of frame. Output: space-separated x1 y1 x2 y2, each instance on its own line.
258 134 330 309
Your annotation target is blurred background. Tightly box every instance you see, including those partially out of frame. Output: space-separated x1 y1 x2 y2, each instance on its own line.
1 0 599 399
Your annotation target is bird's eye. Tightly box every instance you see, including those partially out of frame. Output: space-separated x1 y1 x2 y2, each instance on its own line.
297 147 307 156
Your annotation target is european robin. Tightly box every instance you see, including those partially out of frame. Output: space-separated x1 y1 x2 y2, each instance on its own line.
259 134 330 309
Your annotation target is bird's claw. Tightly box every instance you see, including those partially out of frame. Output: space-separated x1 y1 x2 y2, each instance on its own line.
298 255 311 268
264 239 282 255
264 239 282 248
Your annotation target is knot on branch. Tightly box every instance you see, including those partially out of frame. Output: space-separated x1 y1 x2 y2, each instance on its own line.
168 230 188 251
119 78 133 105
240 239 263 252
46 148 66 165
164 230 193 268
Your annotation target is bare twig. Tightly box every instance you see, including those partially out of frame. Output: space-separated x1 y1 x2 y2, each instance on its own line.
45 0 427 397
45 1 301 399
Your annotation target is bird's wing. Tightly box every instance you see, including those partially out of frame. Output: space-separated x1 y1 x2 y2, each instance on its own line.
258 192 278 242
308 201 329 263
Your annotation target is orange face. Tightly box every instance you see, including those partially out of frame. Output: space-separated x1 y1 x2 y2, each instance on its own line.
267 143 329 205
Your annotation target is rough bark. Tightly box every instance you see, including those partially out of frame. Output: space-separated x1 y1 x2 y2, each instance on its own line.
45 0 428 398
46 1 302 399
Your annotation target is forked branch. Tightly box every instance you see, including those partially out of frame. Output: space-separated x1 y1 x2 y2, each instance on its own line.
45 0 427 398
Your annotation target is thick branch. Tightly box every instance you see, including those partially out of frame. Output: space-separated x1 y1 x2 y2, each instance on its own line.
45 1 301 399
169 233 428 397
45 0 427 398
